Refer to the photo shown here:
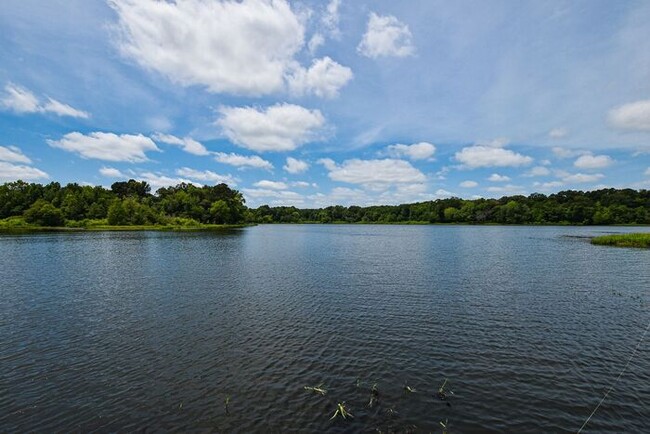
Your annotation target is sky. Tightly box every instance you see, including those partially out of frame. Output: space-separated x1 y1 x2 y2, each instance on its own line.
1 0 649 208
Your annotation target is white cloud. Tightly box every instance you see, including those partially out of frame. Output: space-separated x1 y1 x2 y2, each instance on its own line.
561 173 605 183
434 189 455 198
100 167 125 178
524 166 551 177
608 100 650 131
533 181 564 190
323 158 426 187
317 158 337 170
488 173 511 182
283 157 309 174
110 0 352 99
47 132 160 162
1 83 89 118
152 133 209 156
460 180 478 188
552 147 575 159
292 181 311 188
287 57 353 98
574 154 613 169
358 12 415 58
253 180 288 190
548 128 568 139
109 0 304 96
176 167 236 185
308 33 325 54
213 152 273 170
217 103 325 152
478 137 510 148
41 98 90 119
0 145 31 164
486 184 526 194
455 145 533 168
136 171 198 191
322 0 342 36
645 167 650 176
243 188 305 206
0 161 48 182
386 142 436 160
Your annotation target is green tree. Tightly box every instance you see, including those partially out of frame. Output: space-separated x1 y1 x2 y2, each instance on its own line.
23 199 64 226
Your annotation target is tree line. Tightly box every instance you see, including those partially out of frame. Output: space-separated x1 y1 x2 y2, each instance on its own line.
0 180 246 227
1 180 648 227
249 188 650 225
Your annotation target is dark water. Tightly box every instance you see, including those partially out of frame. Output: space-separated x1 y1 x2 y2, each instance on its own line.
1 225 648 433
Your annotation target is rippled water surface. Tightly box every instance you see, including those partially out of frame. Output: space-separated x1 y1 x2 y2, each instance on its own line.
1 225 649 433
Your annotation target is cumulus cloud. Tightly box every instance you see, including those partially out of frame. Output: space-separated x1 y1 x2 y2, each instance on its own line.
385 142 435 160
561 173 605 183
213 152 273 170
524 166 551 177
455 145 533 168
217 103 325 152
533 181 564 190
1 83 89 118
460 180 478 188
283 157 309 174
488 173 511 182
322 158 426 187
176 167 237 185
99 167 125 178
152 133 209 156
287 57 353 98
109 0 302 95
551 147 584 159
109 0 352 98
573 154 613 169
0 145 31 164
486 184 526 194
0 161 48 182
243 188 305 206
308 33 325 54
253 180 288 190
608 100 650 131
135 171 198 191
322 0 342 36
47 132 160 162
358 12 415 58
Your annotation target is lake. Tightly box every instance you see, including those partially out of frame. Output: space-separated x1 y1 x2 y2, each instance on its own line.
1 225 648 433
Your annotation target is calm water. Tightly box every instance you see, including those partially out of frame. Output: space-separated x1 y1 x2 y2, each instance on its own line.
1 225 648 433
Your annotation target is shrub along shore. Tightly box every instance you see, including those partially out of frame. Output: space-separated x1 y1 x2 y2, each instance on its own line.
0 180 649 230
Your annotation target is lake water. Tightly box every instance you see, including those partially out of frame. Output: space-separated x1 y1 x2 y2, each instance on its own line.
1 225 648 433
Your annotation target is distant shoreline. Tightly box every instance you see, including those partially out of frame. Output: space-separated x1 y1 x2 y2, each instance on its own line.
1 222 649 234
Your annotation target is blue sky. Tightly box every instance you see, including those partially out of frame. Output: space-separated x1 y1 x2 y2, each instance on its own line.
1 0 649 207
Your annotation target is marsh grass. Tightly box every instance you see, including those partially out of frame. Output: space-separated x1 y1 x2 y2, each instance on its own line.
591 233 650 248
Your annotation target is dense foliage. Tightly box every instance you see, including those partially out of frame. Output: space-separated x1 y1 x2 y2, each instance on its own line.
248 189 650 225
1 180 648 227
0 180 246 227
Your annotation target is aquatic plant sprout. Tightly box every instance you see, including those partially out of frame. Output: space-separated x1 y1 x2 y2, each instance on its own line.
303 384 327 395
330 402 353 420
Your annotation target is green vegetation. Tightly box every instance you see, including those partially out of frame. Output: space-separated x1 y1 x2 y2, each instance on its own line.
0 179 248 231
249 188 650 225
591 233 650 248
1 180 649 230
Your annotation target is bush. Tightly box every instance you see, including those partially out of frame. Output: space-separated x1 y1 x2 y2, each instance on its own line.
23 200 64 226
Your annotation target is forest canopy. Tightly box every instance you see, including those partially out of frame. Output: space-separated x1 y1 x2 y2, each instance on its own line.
0 180 648 227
